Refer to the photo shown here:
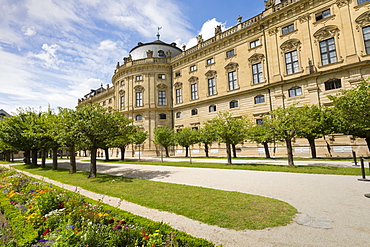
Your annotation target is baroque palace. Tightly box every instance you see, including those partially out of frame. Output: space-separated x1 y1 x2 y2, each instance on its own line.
78 0 370 158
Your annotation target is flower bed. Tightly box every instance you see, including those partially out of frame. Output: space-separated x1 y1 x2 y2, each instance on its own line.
0 167 215 247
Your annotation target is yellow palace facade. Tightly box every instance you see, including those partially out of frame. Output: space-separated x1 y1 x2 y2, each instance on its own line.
78 0 370 158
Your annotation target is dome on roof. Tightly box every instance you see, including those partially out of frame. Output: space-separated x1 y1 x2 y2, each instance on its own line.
127 40 182 61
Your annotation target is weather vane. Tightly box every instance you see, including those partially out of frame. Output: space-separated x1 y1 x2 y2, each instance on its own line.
156 26 162 40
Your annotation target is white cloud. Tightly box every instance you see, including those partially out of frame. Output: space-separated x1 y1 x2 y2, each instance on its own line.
98 40 117 51
186 18 225 48
28 44 62 69
23 27 36 36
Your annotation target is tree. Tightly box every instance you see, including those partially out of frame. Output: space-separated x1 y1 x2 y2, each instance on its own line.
175 128 199 157
198 126 218 158
264 105 306 166
328 81 370 151
153 126 176 157
74 104 132 178
110 125 136 161
132 129 149 160
296 105 334 158
205 112 248 165
246 123 276 158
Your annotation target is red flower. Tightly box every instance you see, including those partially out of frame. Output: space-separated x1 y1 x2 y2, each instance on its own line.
43 228 50 236
108 218 114 224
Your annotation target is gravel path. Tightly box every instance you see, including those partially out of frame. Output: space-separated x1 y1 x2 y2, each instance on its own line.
8 159 370 247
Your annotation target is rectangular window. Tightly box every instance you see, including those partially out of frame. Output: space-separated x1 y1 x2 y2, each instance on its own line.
175 71 181 77
363 26 370 54
254 95 265 104
250 39 260 48
176 112 182 118
256 119 263 125
191 83 198 100
190 65 197 71
282 24 294 35
252 63 263 84
230 100 238 109
315 9 331 21
136 92 143 107
207 58 214 65
121 80 125 85
209 105 216 112
208 78 216 95
288 87 302 97
136 75 143 81
226 49 235 57
319 38 337 66
285 50 299 75
120 96 125 109
228 71 238 90
176 88 182 104
158 91 166 105
158 74 166 79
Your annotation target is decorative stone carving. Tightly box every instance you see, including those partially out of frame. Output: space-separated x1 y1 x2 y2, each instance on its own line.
205 70 217 78
355 11 370 27
224 62 239 71
248 53 265 64
188 76 199 83
237 15 242 23
174 82 183 89
166 50 172 58
313 25 339 41
264 0 275 9
280 39 301 52
157 83 167 90
336 0 350 8
146 50 153 58
119 89 125 95
298 14 311 23
134 85 144 92
197 35 203 44
268 27 279 36
215 25 222 35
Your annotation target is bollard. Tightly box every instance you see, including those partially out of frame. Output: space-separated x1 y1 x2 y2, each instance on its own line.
358 157 370 182
352 151 358 166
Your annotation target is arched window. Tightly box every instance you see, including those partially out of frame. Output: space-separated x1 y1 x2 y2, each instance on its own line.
191 108 198 115
158 50 166 58
176 112 182 118
229 100 238 109
325 79 341 90
135 115 142 121
288 87 302 97
209 105 217 112
254 95 265 104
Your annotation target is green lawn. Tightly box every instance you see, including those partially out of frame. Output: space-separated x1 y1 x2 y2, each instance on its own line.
15 164 298 231
93 159 362 176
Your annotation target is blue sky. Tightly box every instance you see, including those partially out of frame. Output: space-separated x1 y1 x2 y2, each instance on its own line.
0 0 265 113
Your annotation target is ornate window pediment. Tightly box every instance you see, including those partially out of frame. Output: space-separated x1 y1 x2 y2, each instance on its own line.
313 25 339 41
188 76 199 83
205 70 217 78
174 82 183 89
280 39 301 52
134 85 144 92
157 83 167 90
119 89 125 95
355 11 370 27
248 53 265 64
224 62 239 72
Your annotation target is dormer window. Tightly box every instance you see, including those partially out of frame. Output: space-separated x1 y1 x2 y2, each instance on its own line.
158 50 166 57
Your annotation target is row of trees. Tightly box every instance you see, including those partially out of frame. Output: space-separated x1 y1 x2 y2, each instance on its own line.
153 81 370 166
0 104 148 178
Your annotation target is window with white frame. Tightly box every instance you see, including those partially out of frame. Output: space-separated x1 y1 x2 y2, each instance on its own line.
252 63 263 84
254 95 265 104
319 38 337 65
363 26 370 54
250 39 260 48
120 96 125 109
229 100 238 109
191 83 198 100
285 50 299 75
228 71 238 90
136 92 143 106
158 91 166 105
288 87 302 97
176 88 182 104
209 105 217 112
208 78 216 95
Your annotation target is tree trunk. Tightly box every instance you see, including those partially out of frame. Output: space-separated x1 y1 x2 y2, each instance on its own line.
69 146 76 174
41 150 46 168
52 147 58 170
104 147 109 161
263 141 271 158
120 146 126 161
365 137 370 152
5 151 11 162
185 146 189 157
204 143 209 158
285 138 295 166
24 150 31 164
226 141 232 165
31 149 38 166
232 144 237 158
165 146 170 157
307 138 317 159
88 146 97 178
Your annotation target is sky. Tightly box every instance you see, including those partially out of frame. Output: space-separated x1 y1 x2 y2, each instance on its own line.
0 0 265 114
